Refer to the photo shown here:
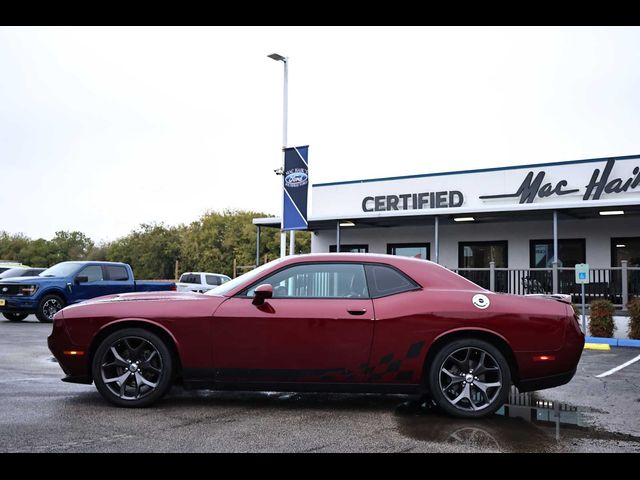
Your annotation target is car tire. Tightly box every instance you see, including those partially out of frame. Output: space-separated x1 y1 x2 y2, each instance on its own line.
35 294 65 323
92 328 174 408
2 312 28 322
427 338 511 419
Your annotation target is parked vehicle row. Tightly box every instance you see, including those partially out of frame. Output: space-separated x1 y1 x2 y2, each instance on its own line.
0 261 31 274
48 253 584 418
0 267 46 279
0 261 176 322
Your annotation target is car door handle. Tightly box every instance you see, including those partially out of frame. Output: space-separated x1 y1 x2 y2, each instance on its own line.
347 308 367 315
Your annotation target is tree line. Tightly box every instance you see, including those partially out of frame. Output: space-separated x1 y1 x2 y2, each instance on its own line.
0 210 310 279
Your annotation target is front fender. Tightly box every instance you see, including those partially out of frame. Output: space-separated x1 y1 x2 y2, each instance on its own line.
35 287 69 305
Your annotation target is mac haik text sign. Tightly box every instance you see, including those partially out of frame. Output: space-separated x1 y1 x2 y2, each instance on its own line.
311 156 640 219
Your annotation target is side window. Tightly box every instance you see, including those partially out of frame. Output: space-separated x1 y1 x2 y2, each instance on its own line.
77 265 104 283
180 274 198 284
206 275 220 286
105 265 129 281
244 263 369 299
364 264 418 298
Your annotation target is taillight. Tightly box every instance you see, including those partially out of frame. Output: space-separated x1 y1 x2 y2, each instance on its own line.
169 284 177 291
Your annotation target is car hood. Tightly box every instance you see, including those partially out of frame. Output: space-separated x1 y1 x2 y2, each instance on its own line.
0 276 50 284
83 291 209 304
61 290 228 323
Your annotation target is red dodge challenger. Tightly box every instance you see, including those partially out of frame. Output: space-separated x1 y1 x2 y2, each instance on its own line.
48 253 584 418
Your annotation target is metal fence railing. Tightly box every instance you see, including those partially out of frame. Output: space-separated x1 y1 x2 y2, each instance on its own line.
452 261 639 309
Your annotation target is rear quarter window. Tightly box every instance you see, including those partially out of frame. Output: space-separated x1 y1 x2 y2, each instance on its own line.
364 264 420 298
180 274 200 284
105 265 129 281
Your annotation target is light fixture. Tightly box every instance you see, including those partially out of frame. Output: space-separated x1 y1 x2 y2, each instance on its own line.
454 217 475 222
599 210 624 216
616 244 626 248
339 221 355 227
268 53 287 62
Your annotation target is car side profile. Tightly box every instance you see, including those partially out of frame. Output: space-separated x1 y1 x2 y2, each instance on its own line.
48 254 584 418
176 272 231 293
0 261 175 323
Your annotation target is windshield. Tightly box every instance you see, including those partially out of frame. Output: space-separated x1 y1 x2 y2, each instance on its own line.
0 268 27 279
40 262 84 278
204 259 284 296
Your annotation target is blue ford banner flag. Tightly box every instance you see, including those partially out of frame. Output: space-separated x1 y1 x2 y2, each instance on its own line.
283 145 309 231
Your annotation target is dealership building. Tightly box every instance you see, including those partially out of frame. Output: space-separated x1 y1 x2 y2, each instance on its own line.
254 154 640 307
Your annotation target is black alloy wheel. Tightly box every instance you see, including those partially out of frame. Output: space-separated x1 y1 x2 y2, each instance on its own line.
428 338 511 418
36 294 65 323
92 328 174 407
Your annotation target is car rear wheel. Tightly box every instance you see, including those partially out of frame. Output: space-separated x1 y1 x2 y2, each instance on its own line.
35 295 65 323
428 338 511 418
2 312 28 322
92 328 174 407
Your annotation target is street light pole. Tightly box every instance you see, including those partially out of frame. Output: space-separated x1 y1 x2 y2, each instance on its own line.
268 53 290 258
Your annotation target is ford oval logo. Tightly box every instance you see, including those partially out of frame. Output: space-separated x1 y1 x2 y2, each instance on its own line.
2 287 7 293
284 171 308 188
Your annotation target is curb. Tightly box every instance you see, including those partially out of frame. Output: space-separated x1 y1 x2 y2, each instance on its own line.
585 336 640 348
584 343 611 351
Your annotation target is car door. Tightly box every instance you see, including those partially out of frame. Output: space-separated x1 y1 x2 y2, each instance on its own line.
70 265 108 303
212 262 374 384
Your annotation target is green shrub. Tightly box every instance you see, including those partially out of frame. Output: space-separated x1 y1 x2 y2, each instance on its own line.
589 299 616 338
628 297 640 340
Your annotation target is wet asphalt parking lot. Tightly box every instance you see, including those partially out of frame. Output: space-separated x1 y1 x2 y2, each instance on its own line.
1 317 639 453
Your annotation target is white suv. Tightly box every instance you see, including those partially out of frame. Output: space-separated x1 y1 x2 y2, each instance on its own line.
176 272 231 293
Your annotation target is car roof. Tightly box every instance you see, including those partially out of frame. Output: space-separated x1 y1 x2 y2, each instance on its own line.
280 252 431 265
219 253 484 297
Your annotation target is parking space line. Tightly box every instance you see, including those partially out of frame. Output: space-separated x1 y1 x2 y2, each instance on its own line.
595 353 640 378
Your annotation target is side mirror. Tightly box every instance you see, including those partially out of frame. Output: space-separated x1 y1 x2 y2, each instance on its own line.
252 284 273 306
75 276 89 284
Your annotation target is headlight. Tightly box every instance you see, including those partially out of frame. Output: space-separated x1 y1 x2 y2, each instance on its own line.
17 285 38 296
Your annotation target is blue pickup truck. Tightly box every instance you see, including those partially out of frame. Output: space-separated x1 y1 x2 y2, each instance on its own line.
0 261 176 322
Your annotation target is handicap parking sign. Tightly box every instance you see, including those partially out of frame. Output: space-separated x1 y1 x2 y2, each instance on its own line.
575 263 590 284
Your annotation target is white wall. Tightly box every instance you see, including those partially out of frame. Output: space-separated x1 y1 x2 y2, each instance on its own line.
311 216 639 269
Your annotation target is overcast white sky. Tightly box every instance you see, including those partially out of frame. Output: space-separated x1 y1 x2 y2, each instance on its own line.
1 26 640 243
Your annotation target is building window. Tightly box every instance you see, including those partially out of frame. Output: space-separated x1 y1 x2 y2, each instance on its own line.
458 241 508 268
387 243 430 260
611 237 640 267
529 239 586 268
329 244 369 253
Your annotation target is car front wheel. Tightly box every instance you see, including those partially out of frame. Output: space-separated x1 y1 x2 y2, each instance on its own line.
92 328 174 407
428 338 511 418
36 295 65 323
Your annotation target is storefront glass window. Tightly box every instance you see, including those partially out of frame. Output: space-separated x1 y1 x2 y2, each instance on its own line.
387 243 430 260
529 239 586 268
458 241 508 268
611 237 640 267
329 244 368 253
